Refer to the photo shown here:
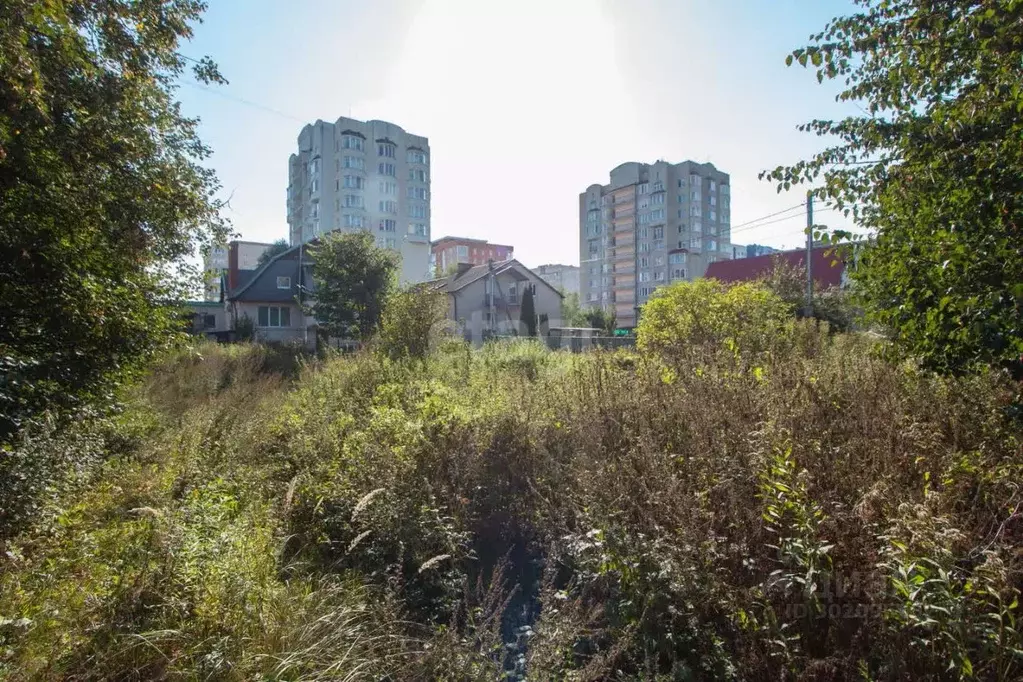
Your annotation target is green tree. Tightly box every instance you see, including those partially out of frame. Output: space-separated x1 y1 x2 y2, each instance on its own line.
760 256 859 332
636 279 793 360
584 307 616 336
256 238 291 268
560 291 588 327
763 0 1023 375
309 231 399 340
0 0 226 439
377 286 449 361
519 284 538 337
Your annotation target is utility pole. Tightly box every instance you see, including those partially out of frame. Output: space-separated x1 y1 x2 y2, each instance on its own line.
805 191 814 318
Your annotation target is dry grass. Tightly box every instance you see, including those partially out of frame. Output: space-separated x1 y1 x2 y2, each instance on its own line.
1 332 1020 680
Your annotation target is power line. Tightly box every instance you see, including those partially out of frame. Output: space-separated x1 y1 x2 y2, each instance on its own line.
727 207 835 237
180 80 306 123
728 202 805 231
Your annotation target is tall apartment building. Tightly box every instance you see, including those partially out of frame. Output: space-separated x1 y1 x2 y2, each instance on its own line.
533 263 580 296
286 117 432 284
430 236 514 276
579 161 731 328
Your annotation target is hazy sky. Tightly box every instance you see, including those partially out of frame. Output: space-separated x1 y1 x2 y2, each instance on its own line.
177 0 860 268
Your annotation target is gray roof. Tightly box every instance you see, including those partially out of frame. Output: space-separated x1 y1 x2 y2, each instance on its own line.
428 259 563 297
228 244 312 303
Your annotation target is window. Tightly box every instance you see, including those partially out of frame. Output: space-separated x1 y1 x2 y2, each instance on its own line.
677 178 685 188
638 197 650 210
310 202 319 219
257 305 291 328
638 183 649 195
379 200 398 213
385 238 397 249
690 174 702 186
693 220 703 233
376 162 394 176
456 245 468 258
639 287 651 297
654 271 665 282
378 142 396 158
201 313 216 329
344 194 364 209
638 226 648 239
309 158 320 176
707 239 718 251
409 204 427 219
343 155 364 170
310 179 319 193
408 222 427 236
588 292 597 302
709 179 717 191
341 134 364 151
638 271 651 283
409 168 427 182
407 149 427 164
639 242 651 252
671 267 687 280
710 195 717 206
343 214 364 228
652 181 664 192
654 255 664 267
408 186 428 200
651 193 665 205
380 181 397 195
652 226 664 239
639 256 649 268
653 240 664 251
343 175 363 189
709 209 717 221
379 219 396 232
669 252 686 265
276 276 291 290
691 205 702 217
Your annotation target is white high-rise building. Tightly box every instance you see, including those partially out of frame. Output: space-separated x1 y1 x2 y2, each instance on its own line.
287 117 431 284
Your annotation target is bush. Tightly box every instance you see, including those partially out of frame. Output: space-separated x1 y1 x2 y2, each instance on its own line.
376 286 449 361
637 278 795 361
2 332 1020 680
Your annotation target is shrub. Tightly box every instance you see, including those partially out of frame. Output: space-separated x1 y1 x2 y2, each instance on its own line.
377 286 449 361
637 278 794 361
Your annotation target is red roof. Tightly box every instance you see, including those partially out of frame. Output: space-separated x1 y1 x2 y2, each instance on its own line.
705 247 845 288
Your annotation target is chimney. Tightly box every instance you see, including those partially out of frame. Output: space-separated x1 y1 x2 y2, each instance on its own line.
227 241 240 294
456 262 473 277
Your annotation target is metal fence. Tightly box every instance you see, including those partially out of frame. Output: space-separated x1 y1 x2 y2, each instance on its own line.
545 335 636 353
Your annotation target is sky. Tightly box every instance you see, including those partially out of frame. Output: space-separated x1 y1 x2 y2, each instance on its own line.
176 0 861 268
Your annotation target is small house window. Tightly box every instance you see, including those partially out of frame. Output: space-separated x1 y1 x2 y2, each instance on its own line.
277 276 291 289
257 306 291 328
203 314 216 329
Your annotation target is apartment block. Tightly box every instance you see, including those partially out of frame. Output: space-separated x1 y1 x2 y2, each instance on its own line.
579 160 732 328
533 263 580 296
286 116 432 284
431 236 513 276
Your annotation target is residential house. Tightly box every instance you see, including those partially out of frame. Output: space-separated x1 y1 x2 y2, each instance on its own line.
704 246 847 288
225 243 316 348
183 301 229 339
428 259 562 344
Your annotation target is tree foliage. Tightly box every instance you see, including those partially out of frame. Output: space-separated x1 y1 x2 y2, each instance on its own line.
637 279 793 359
761 256 859 332
0 0 226 440
519 284 537 337
559 292 588 327
377 286 449 361
256 238 291 268
309 231 399 340
584 307 616 336
763 0 1023 374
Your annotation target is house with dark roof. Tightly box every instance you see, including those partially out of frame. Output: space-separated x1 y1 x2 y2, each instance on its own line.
225 243 315 348
705 246 848 289
427 259 563 343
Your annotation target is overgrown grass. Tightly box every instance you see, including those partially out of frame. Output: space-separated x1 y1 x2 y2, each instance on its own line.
1 332 1020 680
